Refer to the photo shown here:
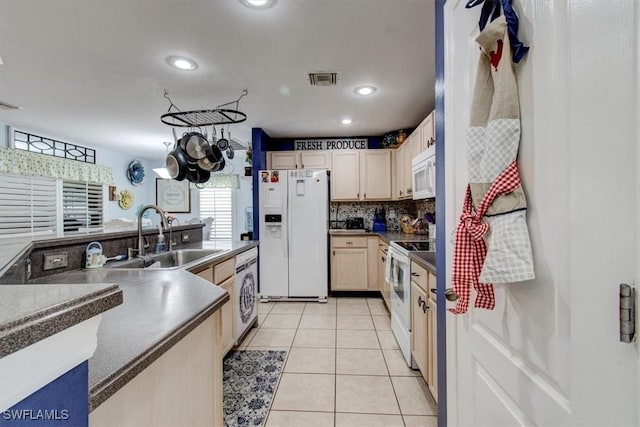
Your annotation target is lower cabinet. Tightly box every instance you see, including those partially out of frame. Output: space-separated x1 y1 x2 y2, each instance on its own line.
218 276 236 355
411 282 429 374
378 243 390 309
410 261 438 403
331 236 368 290
194 258 236 356
89 311 224 427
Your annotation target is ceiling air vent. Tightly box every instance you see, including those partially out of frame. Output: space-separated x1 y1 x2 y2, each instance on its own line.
0 101 22 111
308 71 339 87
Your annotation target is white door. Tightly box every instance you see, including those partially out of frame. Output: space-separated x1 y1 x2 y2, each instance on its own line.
444 1 639 425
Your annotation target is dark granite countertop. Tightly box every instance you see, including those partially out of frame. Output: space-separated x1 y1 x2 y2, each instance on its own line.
27 240 258 411
328 229 433 244
0 283 123 358
409 252 437 274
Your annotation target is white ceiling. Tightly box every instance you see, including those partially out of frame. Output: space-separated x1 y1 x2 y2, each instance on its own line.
0 0 435 160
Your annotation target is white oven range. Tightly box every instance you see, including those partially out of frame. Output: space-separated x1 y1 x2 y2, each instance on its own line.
385 240 434 368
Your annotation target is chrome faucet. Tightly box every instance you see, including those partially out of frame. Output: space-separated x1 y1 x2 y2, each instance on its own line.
133 205 169 257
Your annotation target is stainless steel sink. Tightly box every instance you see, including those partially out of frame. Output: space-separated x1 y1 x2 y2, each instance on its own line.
106 249 225 269
150 249 225 268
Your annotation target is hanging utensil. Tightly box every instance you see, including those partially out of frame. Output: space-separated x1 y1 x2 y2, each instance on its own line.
217 129 229 151
226 146 235 159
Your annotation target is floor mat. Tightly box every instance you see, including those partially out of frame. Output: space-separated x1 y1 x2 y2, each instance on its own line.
223 350 287 427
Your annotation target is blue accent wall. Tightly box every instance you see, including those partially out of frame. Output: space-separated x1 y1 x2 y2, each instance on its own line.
0 362 88 426
435 0 447 425
251 128 270 240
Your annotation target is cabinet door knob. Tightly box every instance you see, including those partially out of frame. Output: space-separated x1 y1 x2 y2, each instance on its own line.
418 295 424 306
423 303 428 313
411 272 420 277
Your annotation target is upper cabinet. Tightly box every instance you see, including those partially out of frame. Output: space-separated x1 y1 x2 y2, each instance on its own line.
269 151 297 169
331 150 392 201
267 151 331 170
360 150 392 200
419 111 435 152
331 151 361 200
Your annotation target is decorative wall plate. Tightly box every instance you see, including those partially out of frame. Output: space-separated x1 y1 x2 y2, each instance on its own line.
118 189 134 210
126 159 145 185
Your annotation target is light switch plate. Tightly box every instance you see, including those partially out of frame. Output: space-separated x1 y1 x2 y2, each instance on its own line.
43 252 68 270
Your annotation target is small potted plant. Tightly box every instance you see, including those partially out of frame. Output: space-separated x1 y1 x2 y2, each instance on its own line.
244 143 252 176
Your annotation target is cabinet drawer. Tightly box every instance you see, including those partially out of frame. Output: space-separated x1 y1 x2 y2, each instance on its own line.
332 236 368 248
195 266 213 283
410 261 428 292
214 258 235 283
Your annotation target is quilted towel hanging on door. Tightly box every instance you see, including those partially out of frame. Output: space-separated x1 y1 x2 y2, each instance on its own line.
449 15 534 315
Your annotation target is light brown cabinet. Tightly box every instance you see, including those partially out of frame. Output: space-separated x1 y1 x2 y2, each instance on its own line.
410 261 438 403
193 258 236 357
268 151 332 170
378 243 390 309
331 236 368 290
411 282 429 374
420 111 435 152
331 150 392 201
331 151 361 200
367 237 380 291
360 150 392 200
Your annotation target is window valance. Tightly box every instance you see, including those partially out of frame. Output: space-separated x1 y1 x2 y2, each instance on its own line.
190 174 240 189
0 147 114 185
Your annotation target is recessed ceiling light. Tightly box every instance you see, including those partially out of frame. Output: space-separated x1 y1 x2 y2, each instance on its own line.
166 56 198 71
341 118 352 125
354 85 377 96
240 0 276 9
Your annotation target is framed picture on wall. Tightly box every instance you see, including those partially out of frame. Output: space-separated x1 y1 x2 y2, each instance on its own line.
156 179 191 213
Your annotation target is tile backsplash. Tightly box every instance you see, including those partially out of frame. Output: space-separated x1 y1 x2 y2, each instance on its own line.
330 199 435 232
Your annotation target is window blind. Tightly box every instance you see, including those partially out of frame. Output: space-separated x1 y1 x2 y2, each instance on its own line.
0 173 58 238
199 188 233 241
62 181 104 235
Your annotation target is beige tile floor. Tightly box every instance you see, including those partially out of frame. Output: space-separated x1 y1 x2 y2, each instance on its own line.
236 297 437 427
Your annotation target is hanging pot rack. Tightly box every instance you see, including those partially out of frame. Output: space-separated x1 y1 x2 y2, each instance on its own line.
160 89 248 128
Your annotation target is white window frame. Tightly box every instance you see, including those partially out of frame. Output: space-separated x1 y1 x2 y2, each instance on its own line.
198 187 236 241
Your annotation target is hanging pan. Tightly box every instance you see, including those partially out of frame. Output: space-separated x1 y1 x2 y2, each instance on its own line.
217 129 229 151
198 143 225 171
180 132 209 160
165 145 190 181
185 162 211 184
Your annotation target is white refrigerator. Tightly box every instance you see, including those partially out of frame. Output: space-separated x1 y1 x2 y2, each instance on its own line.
258 169 328 301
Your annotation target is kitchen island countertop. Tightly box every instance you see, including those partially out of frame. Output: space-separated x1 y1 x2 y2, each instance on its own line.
28 240 258 411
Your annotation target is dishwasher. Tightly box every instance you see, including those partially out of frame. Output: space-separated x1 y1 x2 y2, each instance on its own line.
234 247 258 343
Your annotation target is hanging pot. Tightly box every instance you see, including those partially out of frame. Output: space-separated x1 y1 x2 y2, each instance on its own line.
226 145 235 159
165 147 190 181
198 144 225 171
180 132 209 160
185 162 211 183
217 129 229 151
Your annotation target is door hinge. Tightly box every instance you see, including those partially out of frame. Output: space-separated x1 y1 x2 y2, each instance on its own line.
620 283 636 343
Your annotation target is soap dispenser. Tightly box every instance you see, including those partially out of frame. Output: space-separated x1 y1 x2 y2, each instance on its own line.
155 225 166 253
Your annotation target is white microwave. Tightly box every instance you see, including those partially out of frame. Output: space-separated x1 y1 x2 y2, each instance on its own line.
412 145 436 199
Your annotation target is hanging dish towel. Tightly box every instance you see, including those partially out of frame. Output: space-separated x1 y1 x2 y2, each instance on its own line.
450 15 535 315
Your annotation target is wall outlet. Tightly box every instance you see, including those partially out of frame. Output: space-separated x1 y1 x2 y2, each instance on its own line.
388 209 396 219
43 252 68 270
181 232 190 243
